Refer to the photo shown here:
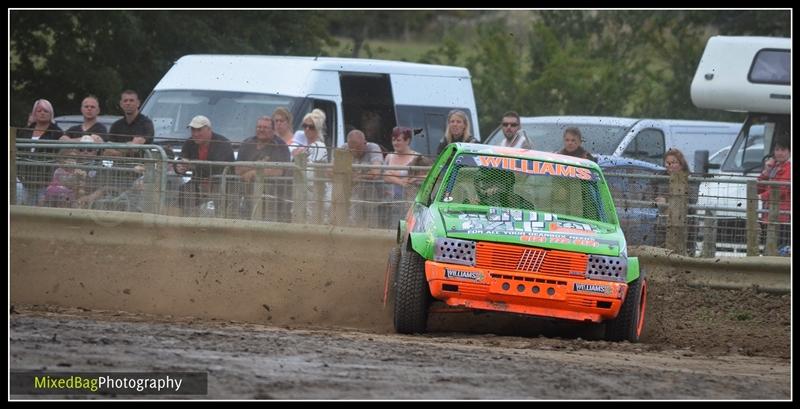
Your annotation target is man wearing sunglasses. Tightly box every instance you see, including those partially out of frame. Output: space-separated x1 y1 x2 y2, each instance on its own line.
498 111 531 150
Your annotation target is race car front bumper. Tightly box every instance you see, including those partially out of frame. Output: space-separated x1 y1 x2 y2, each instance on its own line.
425 261 627 323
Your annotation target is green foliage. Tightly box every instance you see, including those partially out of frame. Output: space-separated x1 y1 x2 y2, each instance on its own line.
463 24 528 138
466 10 788 136
326 10 435 58
10 9 790 137
10 10 333 126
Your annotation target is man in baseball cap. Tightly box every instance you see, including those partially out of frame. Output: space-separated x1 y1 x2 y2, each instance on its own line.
176 115 235 215
187 115 212 129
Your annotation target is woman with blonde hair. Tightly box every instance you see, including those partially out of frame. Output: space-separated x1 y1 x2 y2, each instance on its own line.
436 109 477 154
17 99 62 142
293 109 328 163
291 108 326 158
16 98 64 205
294 109 330 221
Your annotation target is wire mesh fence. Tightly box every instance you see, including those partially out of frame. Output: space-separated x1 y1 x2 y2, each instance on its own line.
12 136 790 257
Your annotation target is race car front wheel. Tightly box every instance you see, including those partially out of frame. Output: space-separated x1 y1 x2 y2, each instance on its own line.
604 274 647 342
383 246 401 309
393 248 430 334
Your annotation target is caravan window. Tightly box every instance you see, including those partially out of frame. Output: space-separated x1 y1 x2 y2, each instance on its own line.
142 90 302 143
749 49 790 85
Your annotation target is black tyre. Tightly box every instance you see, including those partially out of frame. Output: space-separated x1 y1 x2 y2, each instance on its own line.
393 247 431 334
383 246 401 309
605 273 648 342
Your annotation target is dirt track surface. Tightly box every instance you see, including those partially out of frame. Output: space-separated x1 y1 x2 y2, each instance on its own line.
10 279 791 400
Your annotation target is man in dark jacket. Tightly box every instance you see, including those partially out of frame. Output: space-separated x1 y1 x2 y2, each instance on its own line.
557 127 597 163
176 115 235 215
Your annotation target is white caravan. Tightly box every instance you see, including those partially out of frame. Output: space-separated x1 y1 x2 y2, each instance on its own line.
141 55 481 157
690 36 791 251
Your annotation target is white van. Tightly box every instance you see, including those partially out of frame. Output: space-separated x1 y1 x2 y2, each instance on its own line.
140 55 480 157
690 36 790 251
484 116 740 172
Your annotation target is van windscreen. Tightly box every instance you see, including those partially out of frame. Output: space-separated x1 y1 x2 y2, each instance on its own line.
141 90 301 143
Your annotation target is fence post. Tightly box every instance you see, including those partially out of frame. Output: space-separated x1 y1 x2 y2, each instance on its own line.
312 163 325 224
331 149 353 227
142 158 158 214
764 187 780 256
10 127 16 205
221 170 239 220
745 180 759 256
292 152 307 224
701 210 717 258
666 171 688 255
251 167 265 220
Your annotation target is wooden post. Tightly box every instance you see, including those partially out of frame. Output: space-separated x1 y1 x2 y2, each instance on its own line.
701 210 718 258
745 180 759 256
292 152 307 224
312 165 325 224
10 127 16 205
666 171 688 255
764 187 780 256
331 149 353 227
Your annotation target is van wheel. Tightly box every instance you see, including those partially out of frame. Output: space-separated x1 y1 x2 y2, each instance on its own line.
605 274 647 342
393 248 430 334
383 246 401 309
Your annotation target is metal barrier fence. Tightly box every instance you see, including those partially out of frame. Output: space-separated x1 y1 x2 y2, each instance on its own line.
11 137 790 257
604 170 790 257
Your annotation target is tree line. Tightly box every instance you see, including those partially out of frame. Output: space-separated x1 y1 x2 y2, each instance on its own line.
10 10 790 137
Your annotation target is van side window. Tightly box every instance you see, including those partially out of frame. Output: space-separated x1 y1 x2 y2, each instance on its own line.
395 105 468 158
749 49 790 85
624 128 664 165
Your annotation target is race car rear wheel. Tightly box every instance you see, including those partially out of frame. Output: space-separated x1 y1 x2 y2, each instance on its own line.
393 248 430 334
604 274 647 342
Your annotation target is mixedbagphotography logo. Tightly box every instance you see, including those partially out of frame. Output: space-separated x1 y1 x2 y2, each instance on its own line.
10 372 207 396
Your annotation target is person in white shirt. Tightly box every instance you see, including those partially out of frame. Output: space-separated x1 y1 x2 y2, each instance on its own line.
498 111 531 149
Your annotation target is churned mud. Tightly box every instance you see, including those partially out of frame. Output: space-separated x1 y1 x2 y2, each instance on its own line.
9 279 790 400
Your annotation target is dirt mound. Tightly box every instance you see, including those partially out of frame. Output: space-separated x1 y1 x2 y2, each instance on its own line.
420 280 790 358
13 277 789 360
644 281 790 358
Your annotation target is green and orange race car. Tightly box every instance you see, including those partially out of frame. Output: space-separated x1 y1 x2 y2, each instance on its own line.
384 143 647 342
